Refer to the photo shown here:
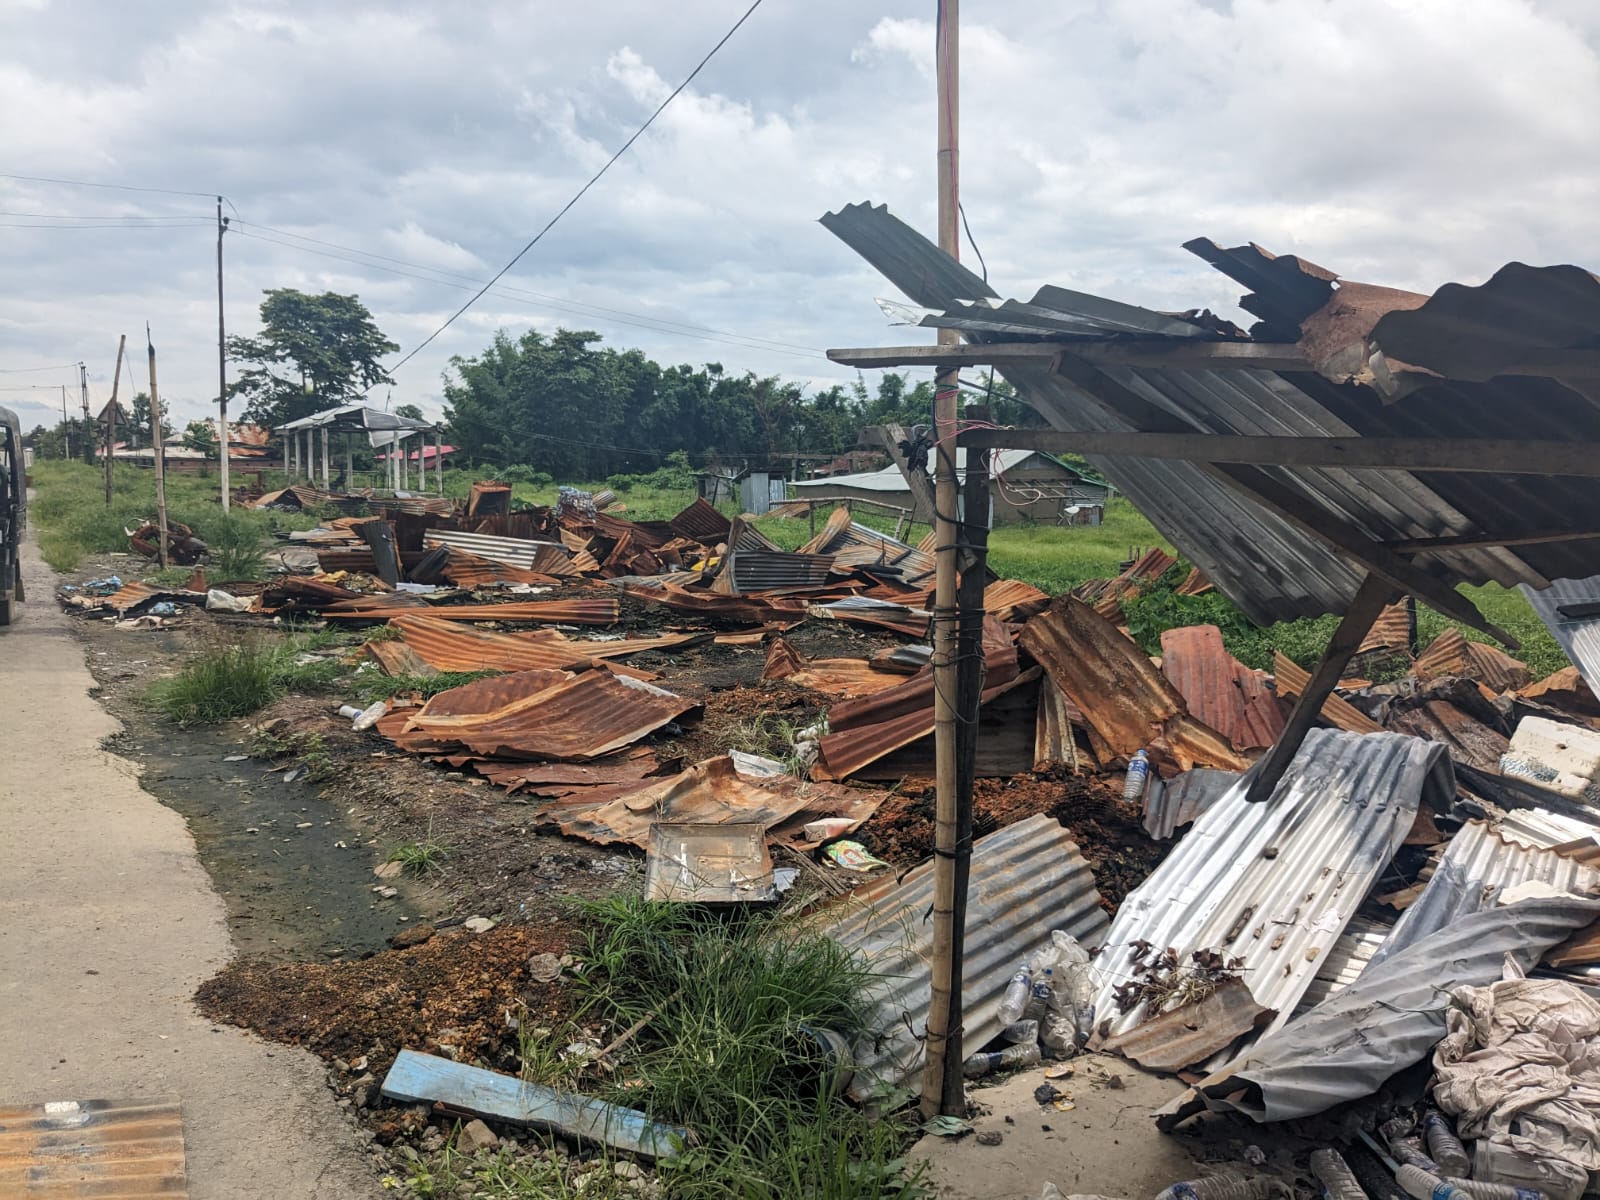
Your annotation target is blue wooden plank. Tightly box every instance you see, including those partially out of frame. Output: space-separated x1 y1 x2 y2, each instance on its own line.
379 1050 687 1160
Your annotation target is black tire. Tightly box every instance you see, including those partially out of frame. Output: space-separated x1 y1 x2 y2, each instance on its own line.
0 595 12 627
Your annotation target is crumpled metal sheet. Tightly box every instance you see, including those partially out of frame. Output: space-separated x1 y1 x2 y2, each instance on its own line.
1414 627 1531 692
1387 699 1508 770
666 497 731 544
389 614 705 673
1272 652 1383 734
1521 574 1600 697
1092 728 1453 1053
391 670 698 761
1159 624 1285 753
1366 820 1600 971
323 596 619 625
1170 895 1600 1125
1019 599 1249 772
421 529 571 569
821 813 1109 1106
543 754 887 849
1097 977 1276 1073
761 637 905 700
798 508 936 585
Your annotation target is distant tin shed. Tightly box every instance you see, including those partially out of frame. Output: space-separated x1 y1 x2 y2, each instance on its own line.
788 447 1106 525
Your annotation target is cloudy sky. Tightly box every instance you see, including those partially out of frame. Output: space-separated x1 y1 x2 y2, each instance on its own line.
1 0 1597 434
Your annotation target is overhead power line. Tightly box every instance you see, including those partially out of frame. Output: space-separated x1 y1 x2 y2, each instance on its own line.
0 172 238 214
0 220 212 230
384 0 767 378
0 363 78 374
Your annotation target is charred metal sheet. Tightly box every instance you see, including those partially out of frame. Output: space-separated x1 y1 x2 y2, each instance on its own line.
1367 820 1600 971
1358 602 1412 655
466 480 512 519
1171 896 1600 1126
389 614 707 673
1091 729 1453 1055
667 497 732 544
545 755 887 849
0 1096 186 1196
1098 978 1275 1073
1387 699 1508 770
1413 627 1531 692
395 670 697 761
1143 767 1240 840
822 813 1109 1107
1520 666 1600 717
620 581 810 625
101 580 205 613
1160 624 1285 753
1522 575 1600 696
1019 599 1249 772
861 671 1040 780
1034 677 1080 772
324 597 619 625
422 529 571 569
1272 652 1383 734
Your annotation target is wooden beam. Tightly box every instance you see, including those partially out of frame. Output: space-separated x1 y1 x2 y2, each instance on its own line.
1244 573 1398 803
1388 529 1600 554
1042 352 1518 647
957 427 1600 478
833 342 1060 369
864 423 939 523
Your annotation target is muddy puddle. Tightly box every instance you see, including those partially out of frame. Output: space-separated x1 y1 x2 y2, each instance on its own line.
104 718 426 962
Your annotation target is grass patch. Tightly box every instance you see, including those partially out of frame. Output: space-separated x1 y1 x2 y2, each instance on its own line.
147 637 349 726
385 820 453 877
350 669 498 704
566 895 928 1200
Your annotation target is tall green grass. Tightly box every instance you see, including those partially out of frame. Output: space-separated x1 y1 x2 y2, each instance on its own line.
146 636 347 725
568 896 928 1200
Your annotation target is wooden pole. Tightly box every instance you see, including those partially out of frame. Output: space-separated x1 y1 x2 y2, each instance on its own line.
320 425 330 490
146 327 169 568
1243 572 1397 803
104 334 126 506
217 197 230 512
435 429 443 495
78 363 92 464
921 0 962 1121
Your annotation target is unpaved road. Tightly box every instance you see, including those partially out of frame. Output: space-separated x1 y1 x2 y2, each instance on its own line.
0 525 382 1198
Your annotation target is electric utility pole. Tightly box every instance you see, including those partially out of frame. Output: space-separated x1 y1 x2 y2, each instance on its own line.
105 335 126 504
78 362 92 463
217 196 231 511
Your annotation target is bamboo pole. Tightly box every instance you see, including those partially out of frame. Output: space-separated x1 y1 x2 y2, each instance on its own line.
146 327 169 568
921 0 963 1120
104 335 126 505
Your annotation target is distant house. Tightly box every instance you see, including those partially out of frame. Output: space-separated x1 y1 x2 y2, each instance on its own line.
787 448 1109 526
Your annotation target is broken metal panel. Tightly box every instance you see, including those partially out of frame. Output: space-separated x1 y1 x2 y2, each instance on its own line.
718 549 836 594
1358 603 1412 655
1522 574 1600 696
0 1097 187 1197
1097 978 1276 1073
1413 627 1532 692
1091 729 1453 1051
1175 896 1600 1125
1159 624 1285 752
1294 914 1393 1017
983 579 1051 622
822 814 1109 1107
1366 820 1600 971
1019 599 1249 772
1142 767 1240 840
666 497 731 544
1387 700 1508 770
422 529 571 569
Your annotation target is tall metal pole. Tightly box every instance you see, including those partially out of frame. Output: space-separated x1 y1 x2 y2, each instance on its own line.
105 335 126 505
146 326 169 568
922 0 964 1120
78 362 92 464
217 196 231 511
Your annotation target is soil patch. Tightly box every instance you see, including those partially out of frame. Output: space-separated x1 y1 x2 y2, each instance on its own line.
196 923 574 1080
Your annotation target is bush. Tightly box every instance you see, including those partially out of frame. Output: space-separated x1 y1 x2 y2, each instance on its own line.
147 640 286 725
496 464 553 486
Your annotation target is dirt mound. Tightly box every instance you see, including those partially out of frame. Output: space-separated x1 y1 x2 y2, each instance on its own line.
196 923 574 1075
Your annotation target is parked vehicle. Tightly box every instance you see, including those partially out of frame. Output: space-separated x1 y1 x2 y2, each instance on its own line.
0 405 25 626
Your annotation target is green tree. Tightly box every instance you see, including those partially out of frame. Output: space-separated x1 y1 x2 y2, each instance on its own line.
227 289 399 430
181 419 218 457
128 392 171 448
393 403 425 421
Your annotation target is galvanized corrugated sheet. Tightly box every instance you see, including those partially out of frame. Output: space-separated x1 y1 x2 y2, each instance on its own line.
1367 820 1600 970
722 549 836 593
0 1097 186 1196
1142 767 1240 840
1294 913 1392 1016
1495 804 1600 849
821 813 1108 1106
423 529 570 569
1521 574 1600 695
1092 728 1453 1052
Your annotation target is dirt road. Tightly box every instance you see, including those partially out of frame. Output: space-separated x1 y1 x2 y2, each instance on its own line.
0 527 382 1198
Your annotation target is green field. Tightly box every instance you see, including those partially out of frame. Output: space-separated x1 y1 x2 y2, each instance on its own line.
27 460 1566 676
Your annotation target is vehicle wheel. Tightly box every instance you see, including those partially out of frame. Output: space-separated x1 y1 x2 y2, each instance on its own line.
0 596 12 627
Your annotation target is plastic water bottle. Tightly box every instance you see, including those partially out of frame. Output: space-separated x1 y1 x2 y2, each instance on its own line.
351 700 390 732
1309 1149 1368 1200
1423 1110 1471 1179
1395 1165 1472 1200
997 962 1032 1026
1123 749 1151 801
1152 1174 1276 1200
1001 1019 1039 1045
961 1041 1041 1078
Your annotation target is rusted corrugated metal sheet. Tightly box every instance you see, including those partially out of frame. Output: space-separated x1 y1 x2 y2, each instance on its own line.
714 549 836 594
442 552 569 587
543 755 887 848
473 747 660 796
1019 599 1249 772
102 581 204 613
806 598 929 638
363 638 440 678
1271 652 1383 734
1413 627 1531 692
822 813 1108 1106
762 637 905 700
1159 624 1284 753
1074 548 1178 623
667 497 731 544
798 508 937 584
1091 729 1454 1056
389 614 705 673
1521 666 1600 716
1033 677 1080 772
1098 978 1275 1073
983 578 1050 622
393 670 697 761
324 597 619 625
422 529 571 570
1368 820 1600 970
621 581 810 625
0 1097 186 1197
1358 603 1412 655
